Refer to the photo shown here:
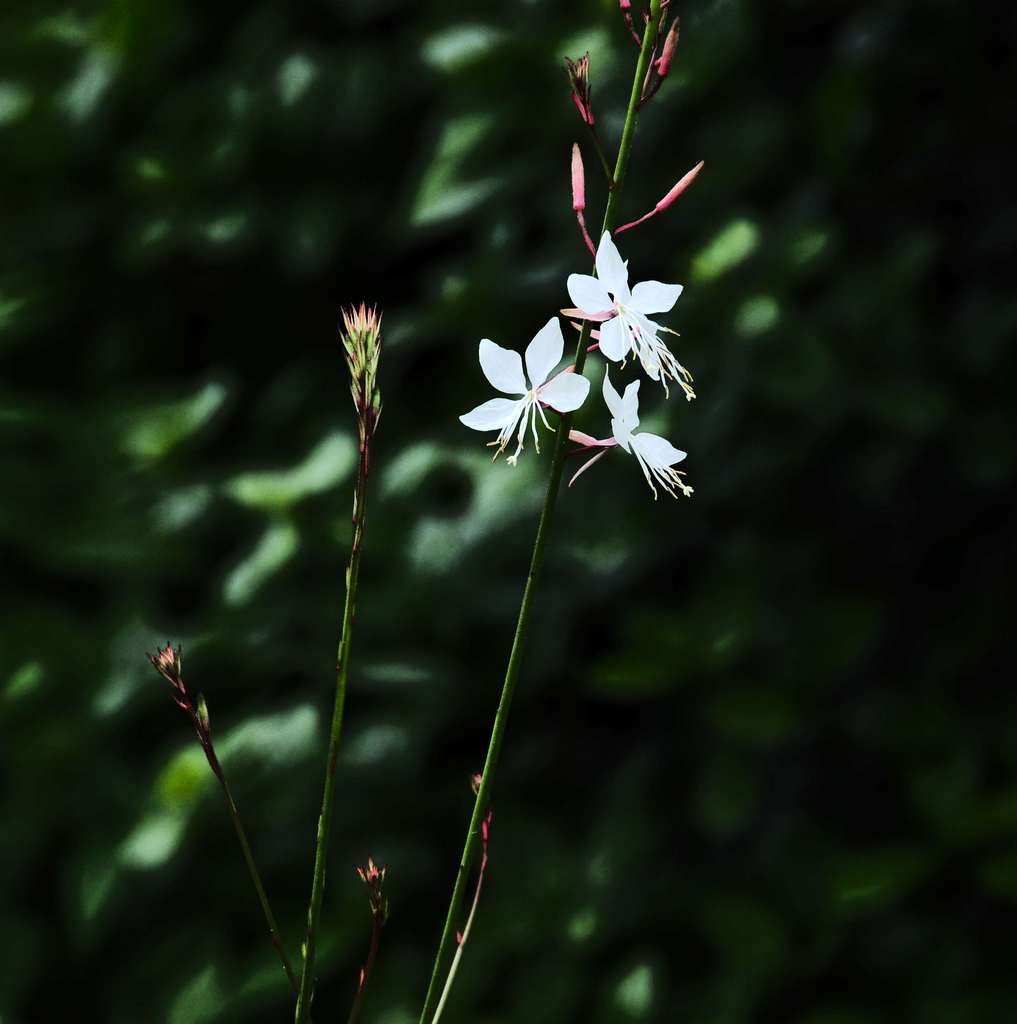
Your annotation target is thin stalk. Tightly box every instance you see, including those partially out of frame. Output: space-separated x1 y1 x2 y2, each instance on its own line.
216 769 299 992
588 124 615 187
346 915 382 1024
294 443 371 1022
416 5 664 1021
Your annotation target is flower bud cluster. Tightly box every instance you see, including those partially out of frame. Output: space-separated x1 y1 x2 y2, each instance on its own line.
340 303 383 452
356 856 389 924
148 643 222 777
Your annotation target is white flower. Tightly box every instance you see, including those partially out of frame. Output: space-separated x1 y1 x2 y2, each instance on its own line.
459 317 591 465
599 370 692 499
567 231 695 401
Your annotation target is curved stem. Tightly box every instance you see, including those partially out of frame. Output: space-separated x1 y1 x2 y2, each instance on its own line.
217 771 298 992
416 5 664 1021
294 444 371 1022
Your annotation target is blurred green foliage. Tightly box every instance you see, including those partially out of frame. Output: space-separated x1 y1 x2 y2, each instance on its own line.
1 0 1014 1021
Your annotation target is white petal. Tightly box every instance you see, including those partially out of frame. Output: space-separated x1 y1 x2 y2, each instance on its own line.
610 418 633 453
524 317 564 387
478 339 526 395
567 273 612 314
595 232 630 301
629 280 683 315
459 397 525 431
620 379 641 428
539 370 590 413
597 314 629 361
601 370 623 419
632 431 686 467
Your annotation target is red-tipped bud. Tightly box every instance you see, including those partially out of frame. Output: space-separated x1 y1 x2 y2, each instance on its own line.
571 144 586 213
564 54 594 126
150 642 182 685
356 857 389 922
656 160 704 212
656 18 680 78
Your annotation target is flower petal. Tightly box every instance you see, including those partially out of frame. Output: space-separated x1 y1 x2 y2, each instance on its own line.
524 317 564 388
479 339 526 395
601 370 623 419
629 280 683 315
459 397 525 431
597 314 629 361
620 379 641 429
567 273 612 315
631 431 686 467
595 232 630 301
539 370 590 413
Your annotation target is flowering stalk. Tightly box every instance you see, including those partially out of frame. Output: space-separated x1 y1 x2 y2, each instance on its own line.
430 811 493 1024
416 5 667 1021
148 644 298 992
294 305 383 1023
346 858 389 1024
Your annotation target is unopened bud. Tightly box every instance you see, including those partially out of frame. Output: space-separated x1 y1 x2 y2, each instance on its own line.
149 642 182 684
619 0 631 9
356 856 389 922
471 772 483 795
571 144 586 213
196 693 211 736
340 303 383 444
656 160 703 212
564 54 594 127
657 18 680 78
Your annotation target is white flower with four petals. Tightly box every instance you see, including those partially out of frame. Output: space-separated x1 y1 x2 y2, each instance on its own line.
567 231 694 400
596 370 692 499
460 317 591 464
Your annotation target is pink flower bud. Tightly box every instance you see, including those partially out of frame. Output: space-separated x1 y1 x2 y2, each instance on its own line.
619 0 631 9
656 160 704 212
564 54 594 126
571 144 585 213
656 18 680 78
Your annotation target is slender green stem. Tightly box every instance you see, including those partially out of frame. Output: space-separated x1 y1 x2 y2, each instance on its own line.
588 124 614 187
416 6 663 1021
216 769 298 992
295 444 371 1022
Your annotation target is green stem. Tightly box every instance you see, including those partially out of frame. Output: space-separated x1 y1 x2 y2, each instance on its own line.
294 444 371 1022
216 769 298 992
416 6 663 1021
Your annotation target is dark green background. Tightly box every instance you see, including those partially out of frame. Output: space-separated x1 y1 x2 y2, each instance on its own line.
2 1 1014 1021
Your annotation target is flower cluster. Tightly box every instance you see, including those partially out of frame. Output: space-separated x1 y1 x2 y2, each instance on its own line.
460 232 697 499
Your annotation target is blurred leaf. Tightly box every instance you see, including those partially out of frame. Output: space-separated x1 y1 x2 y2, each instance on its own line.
225 433 357 511
828 847 935 914
222 520 300 605
412 114 498 225
709 687 799 747
421 25 505 73
122 381 227 461
691 219 759 282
